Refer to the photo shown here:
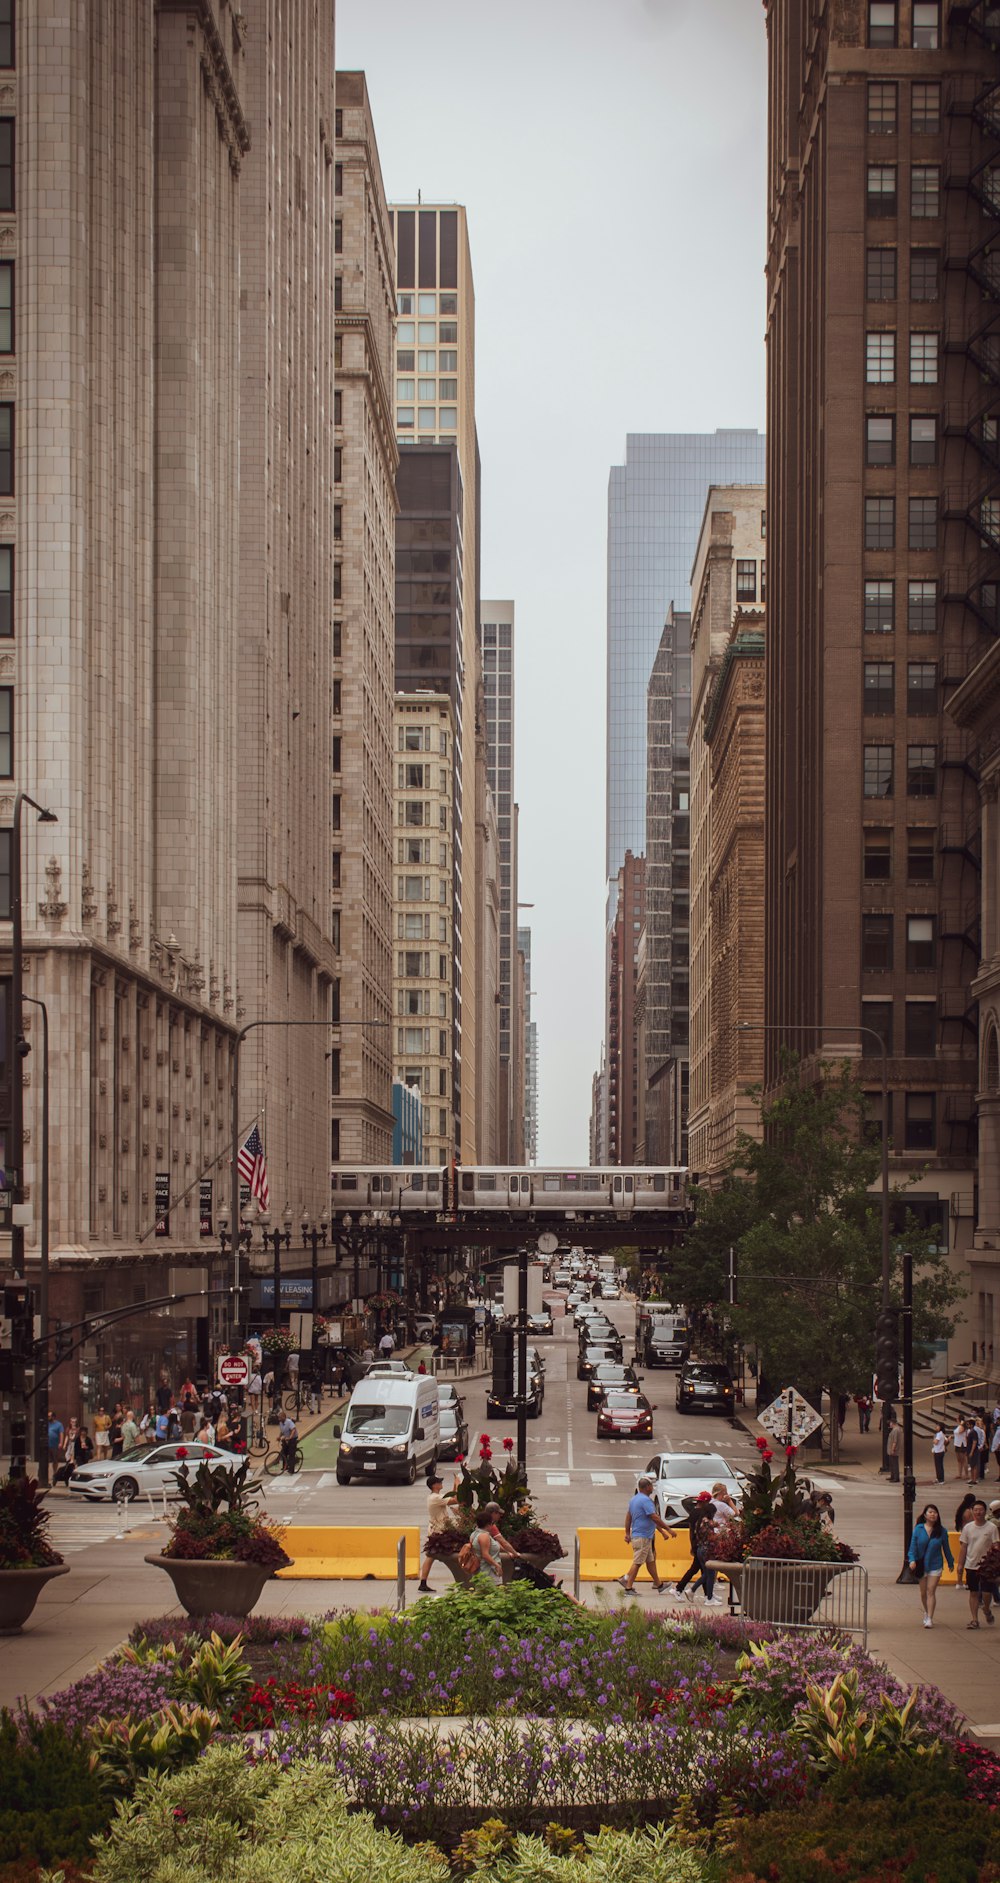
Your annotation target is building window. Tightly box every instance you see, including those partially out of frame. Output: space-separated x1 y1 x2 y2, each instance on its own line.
331 851 340 887
910 249 940 301
332 620 341 657
907 743 936 796
907 661 937 715
906 914 935 969
333 391 342 425
912 1 940 47
397 350 414 372
909 414 937 465
910 165 940 219
331 679 341 714
0 683 10 773
905 1000 936 1055
909 496 937 550
0 402 11 495
908 578 937 632
331 736 341 772
866 248 897 301
868 81 898 133
334 161 342 196
910 331 939 384
862 913 894 970
864 828 892 880
864 661 895 715
397 407 414 430
904 1091 935 1149
864 743 894 797
0 543 11 637
334 275 342 312
865 495 895 550
334 447 342 482
333 563 341 600
396 379 414 401
863 999 894 1054
0 260 11 354
440 321 457 343
911 82 941 134
0 119 12 211
334 217 343 253
439 378 457 399
866 414 895 465
331 794 341 831
907 828 935 880
866 331 896 383
867 164 897 217
865 1091 893 1145
439 407 457 430
736 559 756 602
865 579 894 633
439 348 457 371
868 0 897 44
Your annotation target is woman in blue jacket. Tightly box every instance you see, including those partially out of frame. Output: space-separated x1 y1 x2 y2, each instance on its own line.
908 1503 955 1628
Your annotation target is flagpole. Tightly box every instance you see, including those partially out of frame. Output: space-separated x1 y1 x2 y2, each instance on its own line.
229 1017 393 1346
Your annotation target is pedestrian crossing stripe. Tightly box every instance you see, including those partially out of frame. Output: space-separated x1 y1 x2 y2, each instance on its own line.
545 1473 571 1486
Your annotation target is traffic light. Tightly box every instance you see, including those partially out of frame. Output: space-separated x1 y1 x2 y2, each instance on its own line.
54 1322 75 1365
875 1307 899 1401
492 1327 514 1396
2 1284 32 1360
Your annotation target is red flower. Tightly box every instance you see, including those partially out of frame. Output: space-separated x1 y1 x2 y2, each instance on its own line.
503 1437 514 1452
785 1444 797 1457
176 1447 189 1459
455 1453 466 1464
762 1449 773 1462
755 1435 768 1452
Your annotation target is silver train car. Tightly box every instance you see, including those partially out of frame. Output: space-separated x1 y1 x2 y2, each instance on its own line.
330 1166 688 1216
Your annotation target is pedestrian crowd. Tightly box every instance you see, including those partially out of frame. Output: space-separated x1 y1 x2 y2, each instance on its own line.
934 1403 1000 1482
46 1373 256 1485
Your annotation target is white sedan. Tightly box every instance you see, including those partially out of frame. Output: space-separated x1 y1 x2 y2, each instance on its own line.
639 1451 746 1527
68 1440 241 1503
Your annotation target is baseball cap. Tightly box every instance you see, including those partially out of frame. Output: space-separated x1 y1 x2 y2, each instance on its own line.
989 1498 1000 1517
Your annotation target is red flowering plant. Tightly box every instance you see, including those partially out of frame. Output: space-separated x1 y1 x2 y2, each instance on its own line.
450 1432 539 1542
162 1455 291 1572
232 1675 355 1730
705 1437 857 1566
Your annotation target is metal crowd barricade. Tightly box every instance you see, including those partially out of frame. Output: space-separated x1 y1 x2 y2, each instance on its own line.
729 1558 869 1646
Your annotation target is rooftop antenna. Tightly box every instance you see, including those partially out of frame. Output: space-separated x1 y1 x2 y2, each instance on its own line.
418 189 421 204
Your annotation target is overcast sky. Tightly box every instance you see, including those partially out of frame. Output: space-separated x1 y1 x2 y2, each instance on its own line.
337 0 768 1166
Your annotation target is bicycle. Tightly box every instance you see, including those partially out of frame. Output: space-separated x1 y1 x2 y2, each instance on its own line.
264 1441 303 1476
247 1413 269 1456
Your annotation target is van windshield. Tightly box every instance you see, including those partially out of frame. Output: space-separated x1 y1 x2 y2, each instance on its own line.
345 1403 411 1437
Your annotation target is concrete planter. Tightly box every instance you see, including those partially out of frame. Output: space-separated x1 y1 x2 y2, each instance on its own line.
144 1553 273 1619
0 1561 70 1633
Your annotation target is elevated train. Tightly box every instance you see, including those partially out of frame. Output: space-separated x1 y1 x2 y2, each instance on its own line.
330 1166 689 1217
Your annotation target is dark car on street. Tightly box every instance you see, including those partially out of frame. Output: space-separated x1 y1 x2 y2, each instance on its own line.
577 1342 622 1381
675 1360 736 1416
586 1361 642 1412
437 1403 469 1460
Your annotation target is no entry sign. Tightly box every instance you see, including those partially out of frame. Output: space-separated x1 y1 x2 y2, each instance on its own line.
217 1353 250 1388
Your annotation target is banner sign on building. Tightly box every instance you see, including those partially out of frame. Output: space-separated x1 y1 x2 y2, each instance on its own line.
199 1179 213 1237
155 1172 170 1237
258 1276 313 1309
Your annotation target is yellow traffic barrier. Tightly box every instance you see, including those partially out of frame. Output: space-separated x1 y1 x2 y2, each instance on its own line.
576 1526 706 1585
276 1525 422 1580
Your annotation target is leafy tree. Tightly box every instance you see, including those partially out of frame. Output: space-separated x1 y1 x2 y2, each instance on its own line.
672 1059 962 1455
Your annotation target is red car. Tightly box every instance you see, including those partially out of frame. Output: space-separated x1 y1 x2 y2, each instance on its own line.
597 1390 654 1439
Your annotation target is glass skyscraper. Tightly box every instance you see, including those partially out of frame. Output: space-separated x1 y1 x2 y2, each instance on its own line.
606 430 766 892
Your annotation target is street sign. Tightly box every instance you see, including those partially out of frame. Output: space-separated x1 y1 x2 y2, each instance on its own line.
289 1311 314 1350
537 1232 559 1256
758 1386 823 1446
217 1353 250 1388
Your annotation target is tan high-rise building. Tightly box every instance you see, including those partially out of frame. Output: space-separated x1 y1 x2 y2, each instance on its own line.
0 3 340 1418
474 678 501 1161
330 73 396 1166
765 0 991 1318
389 204 481 1159
688 488 766 1179
392 692 457 1164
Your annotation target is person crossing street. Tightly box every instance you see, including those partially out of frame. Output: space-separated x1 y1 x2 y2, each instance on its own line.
618 1476 677 1594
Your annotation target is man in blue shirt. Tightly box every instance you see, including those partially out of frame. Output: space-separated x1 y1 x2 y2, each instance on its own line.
619 1475 678 1593
47 1417 64 1473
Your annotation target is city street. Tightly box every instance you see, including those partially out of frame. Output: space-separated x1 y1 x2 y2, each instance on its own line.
4 1298 999 1734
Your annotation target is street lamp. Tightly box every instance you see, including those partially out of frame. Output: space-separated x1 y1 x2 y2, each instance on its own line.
24 996 49 1485
9 793 58 1284
258 1208 292 1328
301 1211 329 1322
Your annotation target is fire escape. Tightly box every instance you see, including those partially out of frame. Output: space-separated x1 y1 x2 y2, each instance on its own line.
940 15 1000 1152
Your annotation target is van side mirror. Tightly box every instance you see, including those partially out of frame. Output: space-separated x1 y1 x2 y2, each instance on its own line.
415 1425 425 1440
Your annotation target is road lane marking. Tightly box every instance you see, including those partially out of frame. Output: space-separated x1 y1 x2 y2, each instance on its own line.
591 1473 616 1485
546 1473 571 1486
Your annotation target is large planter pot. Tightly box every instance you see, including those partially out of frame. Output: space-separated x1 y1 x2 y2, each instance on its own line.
442 1554 475 1585
0 1561 70 1633
707 1558 845 1626
501 1550 561 1585
144 1553 272 1619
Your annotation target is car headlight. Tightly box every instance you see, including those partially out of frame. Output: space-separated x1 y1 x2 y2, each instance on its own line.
390 1443 408 1455
339 1441 353 1453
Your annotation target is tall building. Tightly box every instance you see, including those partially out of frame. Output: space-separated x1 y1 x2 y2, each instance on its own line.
390 203 482 1158
606 430 766 902
392 692 457 1165
1 1 337 1418
688 489 766 1178
236 0 336 1242
589 1049 607 1166
518 924 538 1163
607 851 647 1164
331 72 397 1166
481 601 518 1153
644 608 691 1163
474 681 501 1161
764 0 991 1321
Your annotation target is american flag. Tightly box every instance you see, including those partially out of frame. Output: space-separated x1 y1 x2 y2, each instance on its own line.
238 1125 270 1211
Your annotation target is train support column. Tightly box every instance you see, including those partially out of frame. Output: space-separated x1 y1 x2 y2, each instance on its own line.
516 1243 528 1476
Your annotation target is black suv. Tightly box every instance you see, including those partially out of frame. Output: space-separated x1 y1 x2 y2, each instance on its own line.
675 1361 736 1416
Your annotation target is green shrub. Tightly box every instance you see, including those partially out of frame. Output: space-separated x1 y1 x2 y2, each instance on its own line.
90 1744 449 1882
0 1710 112 1869
718 1795 1000 1882
459 1823 713 1880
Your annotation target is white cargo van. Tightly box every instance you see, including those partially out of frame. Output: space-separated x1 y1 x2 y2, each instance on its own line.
336 1375 441 1485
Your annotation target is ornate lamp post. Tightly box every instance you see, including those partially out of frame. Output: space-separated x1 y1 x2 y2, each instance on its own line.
301 1210 329 1320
